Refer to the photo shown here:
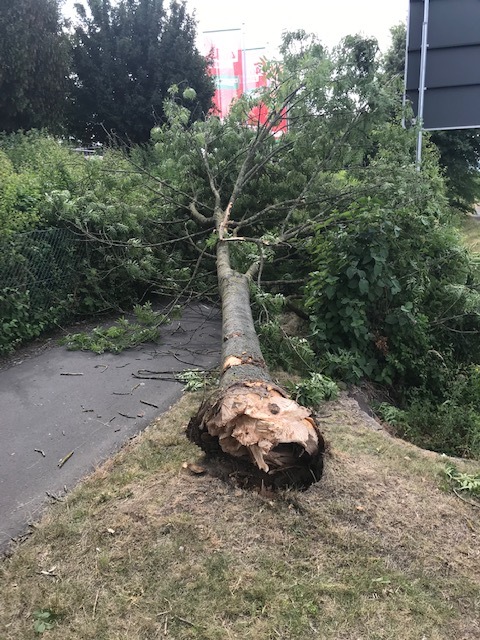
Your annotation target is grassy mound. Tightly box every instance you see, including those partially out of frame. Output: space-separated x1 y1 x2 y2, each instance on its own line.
1 393 479 639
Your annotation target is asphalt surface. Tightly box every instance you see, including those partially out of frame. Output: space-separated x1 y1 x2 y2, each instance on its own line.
0 303 221 553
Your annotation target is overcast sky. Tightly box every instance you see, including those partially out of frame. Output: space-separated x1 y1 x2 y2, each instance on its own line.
186 0 409 52
64 0 409 53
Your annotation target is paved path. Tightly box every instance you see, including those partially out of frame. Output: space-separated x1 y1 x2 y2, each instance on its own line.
0 304 221 553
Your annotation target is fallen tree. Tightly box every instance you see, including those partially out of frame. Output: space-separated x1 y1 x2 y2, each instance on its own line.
187 223 326 488
141 33 395 486
67 32 425 484
178 69 341 485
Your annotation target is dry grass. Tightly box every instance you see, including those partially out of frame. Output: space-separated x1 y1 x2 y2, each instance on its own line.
1 392 479 640
458 214 480 254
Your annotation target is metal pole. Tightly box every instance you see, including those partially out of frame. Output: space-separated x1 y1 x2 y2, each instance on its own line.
416 0 430 171
241 23 247 94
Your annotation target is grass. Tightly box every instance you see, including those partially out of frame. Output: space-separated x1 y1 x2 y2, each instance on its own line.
1 392 479 639
458 213 480 255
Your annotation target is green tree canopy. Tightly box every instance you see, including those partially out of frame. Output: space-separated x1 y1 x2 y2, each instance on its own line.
383 23 480 211
69 0 214 143
0 0 70 133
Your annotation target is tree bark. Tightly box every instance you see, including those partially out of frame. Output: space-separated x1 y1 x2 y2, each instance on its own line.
187 240 325 489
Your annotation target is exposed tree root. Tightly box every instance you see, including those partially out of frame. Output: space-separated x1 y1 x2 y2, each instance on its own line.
187 380 325 489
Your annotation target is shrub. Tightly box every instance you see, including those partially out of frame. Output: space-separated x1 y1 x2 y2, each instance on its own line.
0 133 195 353
445 463 480 496
289 372 339 407
402 367 480 458
305 199 480 457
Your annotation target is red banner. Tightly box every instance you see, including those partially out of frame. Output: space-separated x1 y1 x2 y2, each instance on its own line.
202 29 287 133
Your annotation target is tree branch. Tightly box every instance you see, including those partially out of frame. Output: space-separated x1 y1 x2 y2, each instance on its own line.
222 84 304 225
190 129 223 217
127 156 215 216
189 202 215 226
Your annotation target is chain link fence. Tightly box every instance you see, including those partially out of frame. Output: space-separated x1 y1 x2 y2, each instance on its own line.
0 228 83 305
0 228 86 353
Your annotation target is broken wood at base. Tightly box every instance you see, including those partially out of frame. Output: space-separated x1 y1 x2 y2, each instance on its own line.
187 379 325 488
187 254 325 488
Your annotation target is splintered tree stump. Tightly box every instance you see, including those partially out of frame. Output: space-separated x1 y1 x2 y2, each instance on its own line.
187 263 325 489
187 380 325 489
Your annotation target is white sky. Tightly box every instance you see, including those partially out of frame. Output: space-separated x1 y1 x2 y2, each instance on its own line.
63 1 409 53
186 0 409 53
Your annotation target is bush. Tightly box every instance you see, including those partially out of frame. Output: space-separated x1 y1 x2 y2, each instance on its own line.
402 367 480 458
0 131 85 233
0 226 82 354
0 132 200 353
288 373 339 407
305 199 480 457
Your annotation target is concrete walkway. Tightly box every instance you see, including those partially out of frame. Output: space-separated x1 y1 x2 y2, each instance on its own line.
0 304 221 553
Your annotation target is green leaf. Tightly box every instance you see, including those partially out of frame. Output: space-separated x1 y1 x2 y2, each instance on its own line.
325 285 336 300
346 265 357 279
359 279 369 294
373 261 383 278
390 279 402 295
34 621 46 633
183 87 197 101
36 612 51 620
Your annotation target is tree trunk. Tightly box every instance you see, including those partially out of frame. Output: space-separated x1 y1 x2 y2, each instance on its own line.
187 242 325 489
